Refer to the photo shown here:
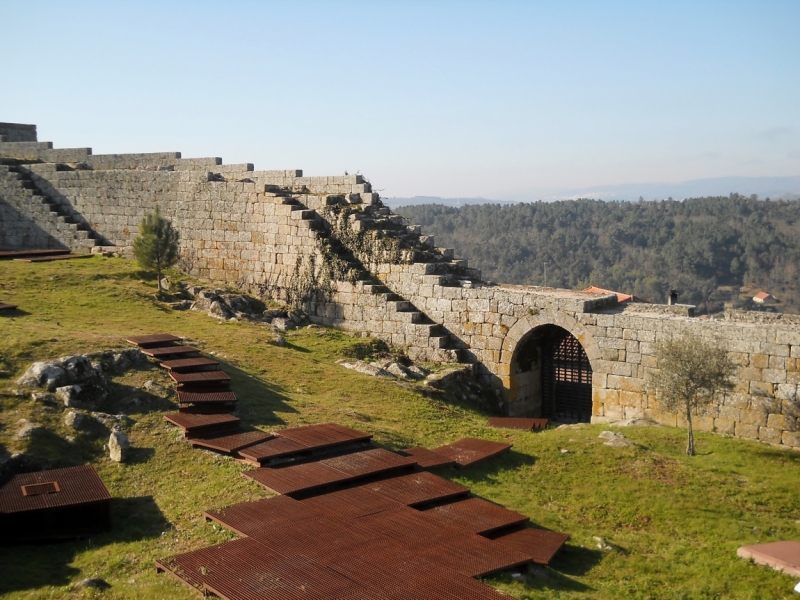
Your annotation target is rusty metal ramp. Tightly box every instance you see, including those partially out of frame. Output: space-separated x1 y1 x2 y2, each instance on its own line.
205 495 327 538
319 448 416 478
431 438 512 468
190 430 273 455
360 471 469 507
423 497 529 535
237 436 311 465
277 423 373 448
159 357 219 372
244 461 348 495
488 526 570 565
170 370 231 386
419 533 533 577
300 485 403 518
163 412 240 437
142 345 201 359
0 302 18 311
0 465 112 542
125 333 184 347
177 390 237 406
487 417 549 431
398 446 456 469
0 249 71 260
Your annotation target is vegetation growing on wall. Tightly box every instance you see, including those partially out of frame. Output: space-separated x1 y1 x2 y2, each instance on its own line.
397 195 800 314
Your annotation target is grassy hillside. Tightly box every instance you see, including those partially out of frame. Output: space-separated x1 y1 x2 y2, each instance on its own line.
0 257 799 599
397 196 800 314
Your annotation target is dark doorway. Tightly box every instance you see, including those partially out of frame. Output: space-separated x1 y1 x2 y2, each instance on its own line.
508 325 593 422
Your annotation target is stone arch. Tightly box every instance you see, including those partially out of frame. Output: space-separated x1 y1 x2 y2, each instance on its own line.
500 311 601 420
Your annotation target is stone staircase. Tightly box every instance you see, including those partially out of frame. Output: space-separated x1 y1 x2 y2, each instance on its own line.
0 165 100 250
8 165 102 250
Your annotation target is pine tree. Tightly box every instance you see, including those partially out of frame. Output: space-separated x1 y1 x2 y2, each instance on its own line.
133 206 180 298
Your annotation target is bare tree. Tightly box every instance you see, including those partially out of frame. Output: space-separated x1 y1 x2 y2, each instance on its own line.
648 332 735 456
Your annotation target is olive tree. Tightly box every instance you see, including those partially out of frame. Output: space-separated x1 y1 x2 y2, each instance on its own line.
133 206 180 298
648 332 735 456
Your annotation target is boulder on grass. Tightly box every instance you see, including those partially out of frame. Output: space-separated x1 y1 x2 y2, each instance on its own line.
108 431 130 462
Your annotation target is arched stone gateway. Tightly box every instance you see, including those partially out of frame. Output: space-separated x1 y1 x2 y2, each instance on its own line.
501 312 602 419
509 325 594 422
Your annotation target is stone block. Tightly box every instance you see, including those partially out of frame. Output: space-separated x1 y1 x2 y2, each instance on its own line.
750 354 769 369
739 410 768 427
758 426 782 444
767 413 796 432
593 388 620 405
761 369 786 384
781 431 800 448
776 383 798 402
749 381 774 397
713 417 736 435
735 422 759 439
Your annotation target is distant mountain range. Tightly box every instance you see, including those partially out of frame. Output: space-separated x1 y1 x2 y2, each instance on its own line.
384 175 800 208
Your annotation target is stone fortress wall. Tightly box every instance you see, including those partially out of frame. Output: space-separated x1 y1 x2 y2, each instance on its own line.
1 122 798 449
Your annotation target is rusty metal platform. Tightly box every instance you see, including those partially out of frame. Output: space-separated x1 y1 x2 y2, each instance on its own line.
0 302 18 311
360 471 469 507
423 497 529 535
125 333 184 347
190 430 273 454
489 527 570 565
164 412 240 437
432 438 513 467
204 495 325 538
0 465 111 542
237 436 311 464
237 423 373 466
177 390 237 405
301 485 403 518
244 461 353 495
320 448 416 478
398 446 457 469
419 533 533 577
159 357 219 372
487 417 549 431
170 370 231 385
243 448 415 496
277 423 373 448
141 345 200 358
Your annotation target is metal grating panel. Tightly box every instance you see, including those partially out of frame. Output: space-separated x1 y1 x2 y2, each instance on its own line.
125 333 183 347
159 357 219 372
0 465 110 513
163 412 240 434
489 527 569 565
300 486 404 518
431 438 512 467
205 495 326 538
277 423 372 447
190 430 273 454
21 481 60 496
423 497 529 535
170 370 230 385
141 345 200 358
244 462 348 495
360 471 469 507
177 390 237 404
319 448 416 478
419 533 533 577
398 447 456 469
237 436 311 463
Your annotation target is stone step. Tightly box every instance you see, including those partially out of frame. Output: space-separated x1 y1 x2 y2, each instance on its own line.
387 300 414 312
291 209 318 221
391 310 424 324
361 284 390 295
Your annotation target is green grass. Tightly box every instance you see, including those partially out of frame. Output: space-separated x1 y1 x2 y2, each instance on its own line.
1 256 799 599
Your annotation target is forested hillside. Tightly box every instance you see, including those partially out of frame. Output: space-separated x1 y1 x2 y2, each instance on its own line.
396 195 800 314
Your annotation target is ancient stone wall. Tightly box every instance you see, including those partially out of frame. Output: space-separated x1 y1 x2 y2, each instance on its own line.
0 122 37 143
2 124 799 450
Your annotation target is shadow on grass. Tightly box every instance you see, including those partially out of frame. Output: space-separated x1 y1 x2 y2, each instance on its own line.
0 308 30 317
214 360 296 427
448 450 537 486
0 495 170 594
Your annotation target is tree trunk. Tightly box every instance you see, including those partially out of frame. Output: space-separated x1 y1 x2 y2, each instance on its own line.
686 404 695 456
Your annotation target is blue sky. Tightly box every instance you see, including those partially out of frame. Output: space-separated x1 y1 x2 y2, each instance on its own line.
2 1 798 199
